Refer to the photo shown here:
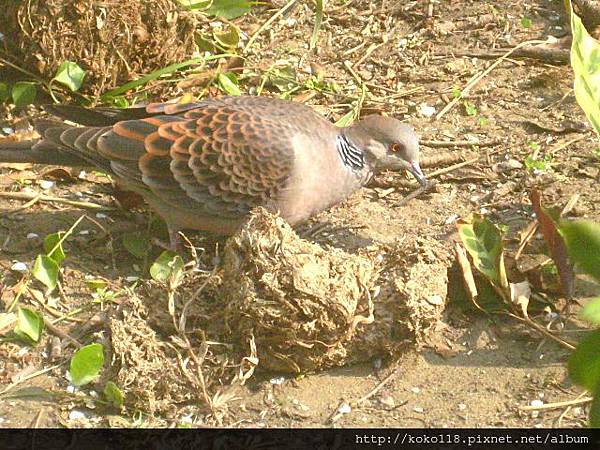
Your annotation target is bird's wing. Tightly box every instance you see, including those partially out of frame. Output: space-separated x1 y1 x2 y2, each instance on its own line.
40 100 298 219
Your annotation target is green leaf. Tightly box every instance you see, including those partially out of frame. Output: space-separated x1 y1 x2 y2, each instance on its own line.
559 220 600 282
103 381 124 408
213 24 240 50
52 61 86 92
70 343 104 386
0 82 9 102
122 232 151 259
310 0 324 50
100 54 235 100
570 3 600 136
44 232 66 266
11 82 37 107
206 0 252 19
582 298 600 325
14 307 44 344
521 17 532 28
464 101 478 116
85 279 107 290
568 329 600 394
177 0 210 9
456 213 507 287
150 251 184 283
218 72 241 96
32 255 60 291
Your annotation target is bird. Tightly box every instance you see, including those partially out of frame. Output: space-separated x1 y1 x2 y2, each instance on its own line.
0 96 426 249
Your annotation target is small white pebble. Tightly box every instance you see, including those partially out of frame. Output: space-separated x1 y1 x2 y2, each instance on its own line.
79 230 90 235
10 262 28 272
458 403 467 411
285 18 297 27
444 214 459 225
95 213 108 219
572 407 583 415
466 350 473 356
270 377 285 385
0 417 5 424
530 399 544 407
26 233 39 239
78 171 87 179
39 180 54 190
411 387 421 394
2 127 14 135
338 403 352 414
180 413 194 424
66 385 76 394
413 407 424 413
531 411 540 419
125 276 139 282
68 410 86 420
89 390 98 398
418 104 436 117
480 207 489 214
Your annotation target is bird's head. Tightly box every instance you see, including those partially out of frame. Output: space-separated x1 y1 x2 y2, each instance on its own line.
346 115 426 186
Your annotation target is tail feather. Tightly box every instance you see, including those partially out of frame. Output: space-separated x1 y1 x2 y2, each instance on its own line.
0 139 89 166
43 104 154 126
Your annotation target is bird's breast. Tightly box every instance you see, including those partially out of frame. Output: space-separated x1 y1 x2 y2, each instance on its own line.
273 134 368 224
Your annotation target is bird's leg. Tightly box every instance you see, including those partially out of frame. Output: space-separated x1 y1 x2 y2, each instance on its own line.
168 226 185 253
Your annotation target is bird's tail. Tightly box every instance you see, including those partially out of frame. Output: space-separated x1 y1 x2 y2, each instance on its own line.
0 138 89 166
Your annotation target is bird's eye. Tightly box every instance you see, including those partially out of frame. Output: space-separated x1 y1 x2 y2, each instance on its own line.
390 143 403 153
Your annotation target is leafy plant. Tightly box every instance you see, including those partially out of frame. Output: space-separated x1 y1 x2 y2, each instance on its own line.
524 154 553 172
563 0 600 426
520 16 532 28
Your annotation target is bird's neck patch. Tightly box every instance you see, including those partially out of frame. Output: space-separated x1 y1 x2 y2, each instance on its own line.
336 134 364 171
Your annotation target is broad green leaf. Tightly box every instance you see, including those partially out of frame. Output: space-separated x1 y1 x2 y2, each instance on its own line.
213 24 240 50
103 381 124 408
267 66 298 93
520 17 532 28
570 2 600 135
44 232 65 266
70 343 104 386
456 213 507 287
559 220 600 282
11 82 37 107
32 255 59 291
582 298 600 325
150 251 184 283
14 307 44 344
206 0 252 19
53 61 86 92
568 329 600 394
0 82 9 102
122 232 151 259
218 72 241 96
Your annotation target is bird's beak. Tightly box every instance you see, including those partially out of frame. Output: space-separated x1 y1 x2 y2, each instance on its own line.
408 161 428 186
